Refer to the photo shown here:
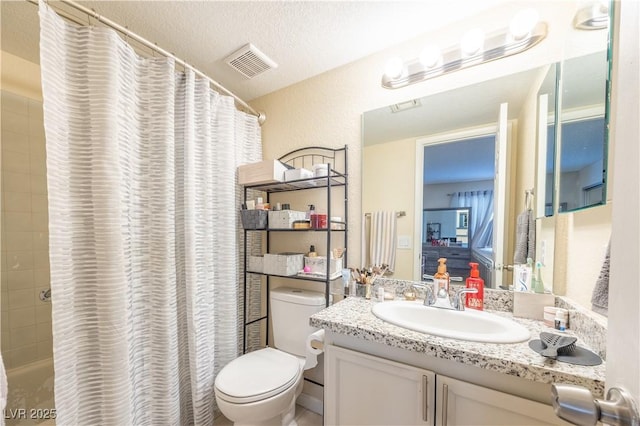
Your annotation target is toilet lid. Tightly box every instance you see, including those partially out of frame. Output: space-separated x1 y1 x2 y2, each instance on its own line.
215 348 301 404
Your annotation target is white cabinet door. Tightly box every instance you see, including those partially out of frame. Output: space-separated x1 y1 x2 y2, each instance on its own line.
325 345 435 426
436 375 572 426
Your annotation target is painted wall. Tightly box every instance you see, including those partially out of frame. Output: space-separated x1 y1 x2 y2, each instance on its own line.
362 137 415 278
562 204 612 309
423 180 494 210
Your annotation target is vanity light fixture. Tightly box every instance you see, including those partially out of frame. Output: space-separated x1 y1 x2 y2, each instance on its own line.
509 8 540 40
419 44 442 69
384 57 405 80
573 1 609 30
460 29 485 57
382 9 547 90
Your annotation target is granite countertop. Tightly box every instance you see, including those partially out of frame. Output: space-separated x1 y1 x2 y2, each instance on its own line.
310 296 606 397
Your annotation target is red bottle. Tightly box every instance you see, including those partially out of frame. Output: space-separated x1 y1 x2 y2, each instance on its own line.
465 262 484 310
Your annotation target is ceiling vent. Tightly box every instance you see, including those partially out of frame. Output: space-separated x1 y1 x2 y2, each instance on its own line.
224 43 278 79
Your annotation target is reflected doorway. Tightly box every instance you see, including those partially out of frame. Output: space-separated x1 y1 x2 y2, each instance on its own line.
419 131 496 287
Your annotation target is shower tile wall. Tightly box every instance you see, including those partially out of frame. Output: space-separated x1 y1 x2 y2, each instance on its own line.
1 90 52 369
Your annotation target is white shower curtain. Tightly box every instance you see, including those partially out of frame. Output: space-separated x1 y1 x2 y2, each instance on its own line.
39 3 261 425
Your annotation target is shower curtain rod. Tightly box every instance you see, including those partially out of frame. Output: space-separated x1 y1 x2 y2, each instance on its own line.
27 0 265 124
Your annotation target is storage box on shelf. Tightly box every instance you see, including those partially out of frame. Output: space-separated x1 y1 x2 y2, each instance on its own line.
240 209 268 229
268 210 307 229
303 256 343 280
284 168 313 181
238 159 289 185
263 253 305 276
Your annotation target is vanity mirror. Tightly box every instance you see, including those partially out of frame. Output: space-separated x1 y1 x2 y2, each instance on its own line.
362 6 611 285
363 69 540 285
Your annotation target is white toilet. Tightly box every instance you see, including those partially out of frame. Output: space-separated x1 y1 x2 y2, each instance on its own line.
214 287 326 426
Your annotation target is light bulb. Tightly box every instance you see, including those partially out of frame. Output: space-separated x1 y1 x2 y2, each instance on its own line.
591 1 609 26
461 29 485 57
384 57 405 79
419 44 442 69
509 8 540 40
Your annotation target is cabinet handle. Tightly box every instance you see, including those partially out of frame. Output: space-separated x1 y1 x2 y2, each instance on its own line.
422 375 429 422
442 383 449 426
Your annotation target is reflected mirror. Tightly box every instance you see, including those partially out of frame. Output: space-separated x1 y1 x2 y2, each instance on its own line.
423 207 473 281
424 208 471 247
557 50 609 213
536 64 558 218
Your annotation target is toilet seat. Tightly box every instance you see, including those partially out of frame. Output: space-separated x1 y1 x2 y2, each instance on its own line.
215 347 302 404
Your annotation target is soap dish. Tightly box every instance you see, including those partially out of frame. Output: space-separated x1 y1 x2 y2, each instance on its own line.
528 339 602 366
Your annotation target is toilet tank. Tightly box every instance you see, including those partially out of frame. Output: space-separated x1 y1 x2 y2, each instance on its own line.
270 287 326 357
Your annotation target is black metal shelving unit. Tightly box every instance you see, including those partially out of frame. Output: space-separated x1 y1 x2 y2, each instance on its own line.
242 146 348 354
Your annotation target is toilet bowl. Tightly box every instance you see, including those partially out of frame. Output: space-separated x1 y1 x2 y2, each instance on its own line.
215 348 304 426
214 287 326 426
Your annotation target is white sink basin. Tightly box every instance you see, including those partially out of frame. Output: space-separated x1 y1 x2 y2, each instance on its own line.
371 301 531 343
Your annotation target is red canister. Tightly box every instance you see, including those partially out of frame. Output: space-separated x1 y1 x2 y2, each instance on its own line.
310 213 328 229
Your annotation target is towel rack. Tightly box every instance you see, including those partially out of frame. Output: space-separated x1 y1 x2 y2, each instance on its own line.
364 211 406 218
525 188 534 210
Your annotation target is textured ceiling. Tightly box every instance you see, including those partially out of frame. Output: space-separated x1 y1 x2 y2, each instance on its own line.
1 0 508 101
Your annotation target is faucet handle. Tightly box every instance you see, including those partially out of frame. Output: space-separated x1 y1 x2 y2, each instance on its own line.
453 287 478 311
411 283 435 306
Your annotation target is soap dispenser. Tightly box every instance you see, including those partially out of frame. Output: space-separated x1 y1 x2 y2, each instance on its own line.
465 262 484 310
433 258 450 299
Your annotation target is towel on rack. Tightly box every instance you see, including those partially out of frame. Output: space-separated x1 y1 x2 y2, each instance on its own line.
368 211 397 272
591 241 610 316
513 209 536 264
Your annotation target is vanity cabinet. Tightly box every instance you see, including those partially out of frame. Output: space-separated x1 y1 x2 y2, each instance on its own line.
325 344 435 425
325 344 570 426
436 375 571 425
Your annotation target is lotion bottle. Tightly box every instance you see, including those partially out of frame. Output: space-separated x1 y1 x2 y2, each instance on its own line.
307 204 315 220
433 258 450 299
465 262 484 310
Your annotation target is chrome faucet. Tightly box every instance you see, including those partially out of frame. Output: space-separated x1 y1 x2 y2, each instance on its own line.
412 283 435 306
452 287 478 311
412 281 478 311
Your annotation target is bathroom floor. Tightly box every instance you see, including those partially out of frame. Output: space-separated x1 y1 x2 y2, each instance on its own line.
215 405 323 425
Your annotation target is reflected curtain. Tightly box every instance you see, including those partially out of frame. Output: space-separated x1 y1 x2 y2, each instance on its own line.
450 190 494 249
39 2 261 425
